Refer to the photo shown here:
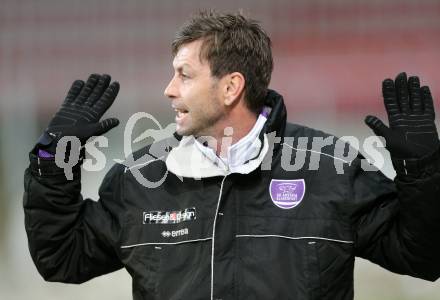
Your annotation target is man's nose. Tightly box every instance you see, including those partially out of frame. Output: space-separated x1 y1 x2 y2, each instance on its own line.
164 76 177 99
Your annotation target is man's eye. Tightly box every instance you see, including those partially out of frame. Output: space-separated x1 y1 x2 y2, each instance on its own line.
180 73 190 79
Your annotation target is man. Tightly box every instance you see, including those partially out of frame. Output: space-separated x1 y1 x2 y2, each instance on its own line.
24 11 440 300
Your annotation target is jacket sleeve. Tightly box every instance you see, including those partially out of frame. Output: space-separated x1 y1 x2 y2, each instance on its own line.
349 149 440 281
23 151 124 283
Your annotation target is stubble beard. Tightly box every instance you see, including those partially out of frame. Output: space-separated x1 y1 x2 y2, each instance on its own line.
184 96 225 139
180 81 225 139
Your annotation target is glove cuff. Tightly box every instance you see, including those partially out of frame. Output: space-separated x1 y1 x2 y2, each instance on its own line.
29 143 85 177
392 146 440 178
36 130 59 153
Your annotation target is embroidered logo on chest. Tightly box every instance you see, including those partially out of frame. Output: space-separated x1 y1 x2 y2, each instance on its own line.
143 207 196 224
269 179 306 209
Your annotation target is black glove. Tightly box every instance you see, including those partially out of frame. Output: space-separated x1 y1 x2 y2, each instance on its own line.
365 72 439 159
36 73 120 155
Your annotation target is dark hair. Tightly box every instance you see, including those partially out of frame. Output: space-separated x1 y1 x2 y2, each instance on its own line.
172 10 273 113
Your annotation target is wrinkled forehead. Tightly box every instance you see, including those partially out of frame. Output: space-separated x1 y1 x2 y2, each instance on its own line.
172 40 208 70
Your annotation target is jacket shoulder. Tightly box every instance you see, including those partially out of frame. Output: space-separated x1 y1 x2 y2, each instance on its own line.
284 122 337 139
283 122 349 159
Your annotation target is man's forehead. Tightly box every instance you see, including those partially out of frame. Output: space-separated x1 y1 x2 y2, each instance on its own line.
172 40 206 69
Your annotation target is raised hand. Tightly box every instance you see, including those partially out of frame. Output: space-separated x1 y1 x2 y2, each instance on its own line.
365 72 439 159
36 74 120 155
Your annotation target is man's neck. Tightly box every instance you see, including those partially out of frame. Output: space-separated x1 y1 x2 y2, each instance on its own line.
193 111 267 172
212 108 258 156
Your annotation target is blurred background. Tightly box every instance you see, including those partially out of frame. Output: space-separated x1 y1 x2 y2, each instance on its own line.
1 0 439 299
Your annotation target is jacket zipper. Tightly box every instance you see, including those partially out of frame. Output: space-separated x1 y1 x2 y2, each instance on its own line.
211 175 228 300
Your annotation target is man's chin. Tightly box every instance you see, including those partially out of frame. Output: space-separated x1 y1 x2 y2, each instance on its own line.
175 126 193 137
176 128 210 139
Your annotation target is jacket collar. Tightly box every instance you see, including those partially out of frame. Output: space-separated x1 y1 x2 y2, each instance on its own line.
260 89 287 150
165 134 269 178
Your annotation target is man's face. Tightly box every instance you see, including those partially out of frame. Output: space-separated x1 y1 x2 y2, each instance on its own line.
164 40 226 137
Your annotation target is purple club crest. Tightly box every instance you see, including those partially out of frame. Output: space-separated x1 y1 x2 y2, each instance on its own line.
269 179 306 209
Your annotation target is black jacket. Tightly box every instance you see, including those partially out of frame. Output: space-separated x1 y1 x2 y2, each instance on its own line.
24 90 440 300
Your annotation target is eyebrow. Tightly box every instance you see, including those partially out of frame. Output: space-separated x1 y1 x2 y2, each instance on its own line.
174 63 194 73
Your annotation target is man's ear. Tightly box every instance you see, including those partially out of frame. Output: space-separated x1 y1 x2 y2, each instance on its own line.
223 72 245 106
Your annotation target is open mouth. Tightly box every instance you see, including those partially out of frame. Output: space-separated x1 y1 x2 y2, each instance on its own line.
174 107 189 122
172 102 189 123
175 108 189 116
